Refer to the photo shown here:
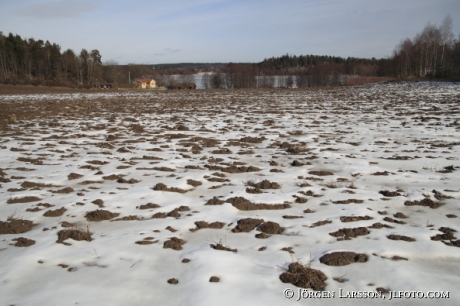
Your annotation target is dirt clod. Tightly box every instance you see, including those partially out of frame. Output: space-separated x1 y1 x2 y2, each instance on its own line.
279 262 327 291
320 251 367 266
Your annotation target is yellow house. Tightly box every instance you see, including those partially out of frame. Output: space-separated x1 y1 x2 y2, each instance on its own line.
133 78 156 89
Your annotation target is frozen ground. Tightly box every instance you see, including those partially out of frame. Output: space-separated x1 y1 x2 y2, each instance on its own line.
0 82 459 305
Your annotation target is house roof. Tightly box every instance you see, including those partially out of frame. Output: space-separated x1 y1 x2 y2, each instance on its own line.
135 78 152 83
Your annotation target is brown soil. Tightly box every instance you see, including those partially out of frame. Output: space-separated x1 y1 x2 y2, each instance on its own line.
206 165 261 173
255 233 269 239
432 190 454 200
21 180 54 188
387 234 416 242
167 209 181 218
163 237 186 250
246 187 263 194
102 174 122 180
332 199 364 204
43 207 67 217
56 229 92 244
340 215 373 222
319 252 367 266
210 243 237 253
225 197 290 210
117 178 140 184
135 240 157 245
52 187 74 194
393 212 408 219
308 170 334 176
167 278 179 284
329 227 370 239
187 179 202 187
283 215 304 219
379 190 401 197
247 179 280 189
372 171 390 176
138 203 160 210
279 262 327 291
291 160 304 166
12 237 36 247
391 256 408 261
383 217 406 224
211 148 233 154
165 226 177 232
61 221 75 228
209 276 220 282
114 215 142 221
91 199 104 207
404 198 440 209
85 210 120 221
231 218 265 233
430 227 457 241
257 221 283 234
0 219 35 234
206 177 229 183
7 196 41 204
194 221 225 230
310 220 332 227
152 212 166 218
182 258 191 263
368 222 394 229
240 136 266 143
152 183 188 193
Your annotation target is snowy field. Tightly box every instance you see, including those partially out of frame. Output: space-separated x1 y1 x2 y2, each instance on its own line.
0 82 459 305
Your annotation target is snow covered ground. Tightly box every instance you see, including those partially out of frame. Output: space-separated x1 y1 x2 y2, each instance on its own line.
0 82 459 305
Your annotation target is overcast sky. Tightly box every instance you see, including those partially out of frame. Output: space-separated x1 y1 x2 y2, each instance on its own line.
1 0 459 64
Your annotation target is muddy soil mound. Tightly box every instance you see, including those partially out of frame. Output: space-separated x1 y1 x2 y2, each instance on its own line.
387 234 415 242
43 207 67 217
85 210 120 221
329 227 370 239
205 197 225 205
163 237 186 250
7 196 41 204
319 251 367 266
279 262 327 291
138 203 160 210
404 198 440 209
152 183 188 193
13 237 36 247
379 190 401 197
194 221 225 230
0 220 35 234
248 179 280 189
186 179 202 187
308 170 334 176
257 221 283 234
232 218 265 233
332 199 364 204
56 229 92 243
340 215 373 222
52 187 74 194
226 197 290 211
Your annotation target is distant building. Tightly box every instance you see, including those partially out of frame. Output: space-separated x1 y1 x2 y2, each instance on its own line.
167 83 197 90
133 78 156 89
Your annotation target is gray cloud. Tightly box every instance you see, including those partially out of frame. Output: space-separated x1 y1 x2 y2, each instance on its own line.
15 0 96 19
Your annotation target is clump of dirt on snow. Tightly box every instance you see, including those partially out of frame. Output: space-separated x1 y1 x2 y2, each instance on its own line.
163 237 186 250
56 229 92 244
85 210 120 221
279 262 327 291
0 219 36 234
319 251 367 266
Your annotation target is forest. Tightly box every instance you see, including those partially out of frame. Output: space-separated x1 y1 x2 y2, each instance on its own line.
0 16 459 88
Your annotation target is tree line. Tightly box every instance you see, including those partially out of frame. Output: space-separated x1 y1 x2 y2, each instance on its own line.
1 15 458 89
